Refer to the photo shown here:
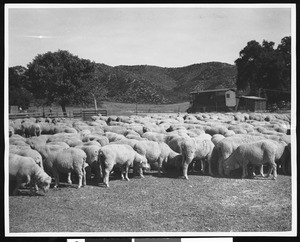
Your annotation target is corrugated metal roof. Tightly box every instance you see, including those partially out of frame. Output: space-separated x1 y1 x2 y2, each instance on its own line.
239 96 267 100
190 88 236 94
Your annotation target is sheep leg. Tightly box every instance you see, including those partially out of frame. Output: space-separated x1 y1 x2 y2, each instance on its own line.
272 163 277 179
259 165 265 177
200 159 205 174
182 162 189 180
53 170 60 188
82 166 86 187
139 166 144 178
12 177 22 196
67 172 72 184
124 165 130 181
241 163 248 179
157 158 164 177
103 168 110 188
218 158 224 177
120 166 125 180
77 174 83 188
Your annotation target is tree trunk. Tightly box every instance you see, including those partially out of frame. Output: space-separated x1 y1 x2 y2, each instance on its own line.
61 104 67 117
92 93 97 111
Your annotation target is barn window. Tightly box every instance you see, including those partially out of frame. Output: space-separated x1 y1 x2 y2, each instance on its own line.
226 93 230 98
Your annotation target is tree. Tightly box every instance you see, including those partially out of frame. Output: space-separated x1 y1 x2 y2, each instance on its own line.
9 66 33 110
235 36 291 102
78 75 108 110
25 50 98 116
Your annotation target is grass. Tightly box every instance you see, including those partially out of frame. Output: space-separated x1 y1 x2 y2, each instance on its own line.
26 101 191 117
8 171 292 233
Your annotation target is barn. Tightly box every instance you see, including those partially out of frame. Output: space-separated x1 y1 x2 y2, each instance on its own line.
236 96 267 112
188 88 236 112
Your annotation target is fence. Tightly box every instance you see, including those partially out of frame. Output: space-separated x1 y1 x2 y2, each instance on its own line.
9 109 107 120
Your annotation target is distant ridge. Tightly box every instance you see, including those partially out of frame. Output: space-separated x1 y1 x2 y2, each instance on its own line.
95 61 237 104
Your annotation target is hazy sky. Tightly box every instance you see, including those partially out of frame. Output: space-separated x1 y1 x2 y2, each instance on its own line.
7 5 292 68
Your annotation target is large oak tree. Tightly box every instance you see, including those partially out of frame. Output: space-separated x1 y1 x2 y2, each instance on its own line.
25 50 105 116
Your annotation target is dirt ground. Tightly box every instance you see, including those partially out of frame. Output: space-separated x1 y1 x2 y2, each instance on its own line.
8 171 292 234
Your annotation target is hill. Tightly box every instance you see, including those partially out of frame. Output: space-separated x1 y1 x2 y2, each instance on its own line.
95 62 237 104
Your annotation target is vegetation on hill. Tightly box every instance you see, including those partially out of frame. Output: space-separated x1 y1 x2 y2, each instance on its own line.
94 62 237 103
9 36 290 111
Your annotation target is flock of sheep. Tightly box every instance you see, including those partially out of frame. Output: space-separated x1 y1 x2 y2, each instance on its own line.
8 111 292 195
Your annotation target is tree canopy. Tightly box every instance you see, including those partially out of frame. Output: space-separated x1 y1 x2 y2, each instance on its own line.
235 36 291 103
9 66 32 109
25 50 106 115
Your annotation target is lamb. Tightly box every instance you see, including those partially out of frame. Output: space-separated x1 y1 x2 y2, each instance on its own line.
9 153 51 196
223 140 278 179
98 144 148 187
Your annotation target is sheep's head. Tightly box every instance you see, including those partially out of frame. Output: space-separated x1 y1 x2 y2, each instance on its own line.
223 159 240 176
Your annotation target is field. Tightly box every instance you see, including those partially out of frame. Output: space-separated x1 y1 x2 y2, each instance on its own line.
8 110 293 234
9 171 292 233
26 101 191 116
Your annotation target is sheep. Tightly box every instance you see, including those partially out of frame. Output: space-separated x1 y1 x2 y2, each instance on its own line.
75 144 102 183
133 140 182 177
98 144 148 187
26 135 51 148
142 132 166 142
211 134 267 176
9 153 51 196
105 132 126 142
21 122 41 137
165 135 196 179
9 126 14 137
223 140 278 179
42 147 87 188
82 134 109 146
211 134 225 146
10 147 44 170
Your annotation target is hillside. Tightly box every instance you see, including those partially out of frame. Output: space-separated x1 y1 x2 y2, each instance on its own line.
95 62 237 104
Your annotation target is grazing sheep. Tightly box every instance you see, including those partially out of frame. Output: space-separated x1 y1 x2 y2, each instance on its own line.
99 144 148 187
166 135 196 179
133 140 182 177
42 147 87 188
9 153 51 196
192 137 215 175
211 134 267 176
75 145 102 183
223 140 278 179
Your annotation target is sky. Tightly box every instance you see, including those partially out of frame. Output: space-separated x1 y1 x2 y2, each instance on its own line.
7 4 293 68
